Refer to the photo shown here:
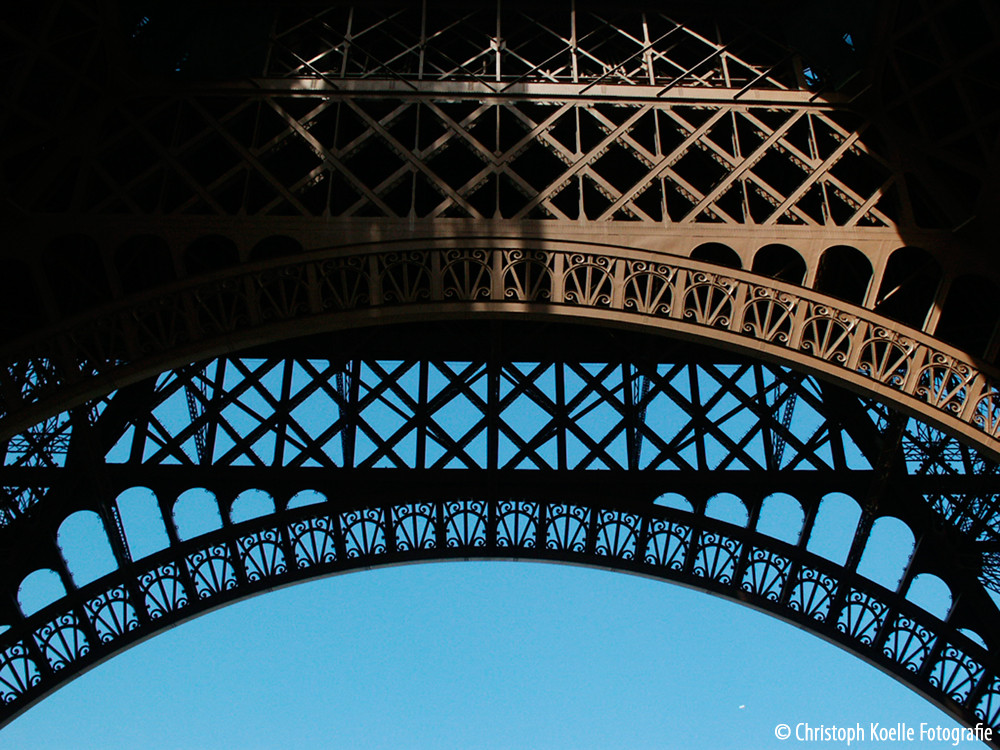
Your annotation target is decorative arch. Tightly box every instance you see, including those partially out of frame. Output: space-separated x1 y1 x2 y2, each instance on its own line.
936 275 1000 359
875 246 941 330
751 244 807 285
0 493 996 733
3 240 1000 461
815 245 873 305
691 242 742 270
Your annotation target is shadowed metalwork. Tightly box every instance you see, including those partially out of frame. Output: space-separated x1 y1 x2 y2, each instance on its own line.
2 0 1000 743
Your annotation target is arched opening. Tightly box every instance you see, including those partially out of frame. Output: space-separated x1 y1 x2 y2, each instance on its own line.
43 234 112 314
704 493 748 526
905 574 953 621
115 235 176 294
172 488 224 540
653 492 692 512
856 516 914 590
230 489 276 524
249 235 303 261
755 493 804 543
17 569 65 617
116 487 171 560
690 242 742 270
184 235 240 276
2 562 971 749
873 246 941 330
934 275 1000 356
806 493 862 564
287 489 327 510
814 245 873 305
57 511 118 587
750 244 806 285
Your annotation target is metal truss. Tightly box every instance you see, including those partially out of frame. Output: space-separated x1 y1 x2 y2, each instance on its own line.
1 335 1000 736
868 0 1000 233
3 4 903 227
3 242 1000 461
2 0 1000 744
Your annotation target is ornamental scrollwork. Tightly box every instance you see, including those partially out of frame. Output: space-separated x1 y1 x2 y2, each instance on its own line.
644 518 690 570
289 516 339 568
441 249 492 302
393 502 438 552
341 508 387 558
798 307 856 364
0 495 993 735
378 252 433 305
836 589 888 645
682 273 735 329
0 642 40 703
741 287 796 345
594 509 640 560
857 329 915 388
34 614 89 671
622 261 675 316
254 266 312 322
86 586 139 644
139 563 189 618
501 250 553 302
444 499 488 548
562 254 614 309
318 256 371 311
237 528 287 582
976 679 1000 727
915 355 975 415
788 566 837 621
741 548 790 602
187 545 239 598
544 503 589 552
6 245 1000 460
495 499 537 549
882 614 934 673
929 645 983 703
975 390 1000 437
692 532 740 584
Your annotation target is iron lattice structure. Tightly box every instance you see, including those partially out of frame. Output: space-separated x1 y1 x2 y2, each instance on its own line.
3 0 1000 739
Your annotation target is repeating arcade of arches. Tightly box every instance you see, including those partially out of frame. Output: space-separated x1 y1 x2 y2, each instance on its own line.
8 483 992 728
12 232 993 358
2 340 1000 741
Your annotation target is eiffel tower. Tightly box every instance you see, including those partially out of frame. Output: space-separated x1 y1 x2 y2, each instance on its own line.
3 0 1000 741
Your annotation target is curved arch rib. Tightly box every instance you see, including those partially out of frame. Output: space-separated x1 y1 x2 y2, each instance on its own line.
3 240 999 458
1 495 998 741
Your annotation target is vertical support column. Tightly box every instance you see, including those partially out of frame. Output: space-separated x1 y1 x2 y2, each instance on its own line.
340 7 353 78
338 359 361 469
416 359 429 470
555 361 567 471
487 323 501 474
570 0 578 84
418 0 427 81
273 358 294 468
495 0 502 83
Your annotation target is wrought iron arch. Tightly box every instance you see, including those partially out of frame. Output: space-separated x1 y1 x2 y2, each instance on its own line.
4 0 1000 744
1 328 1000 740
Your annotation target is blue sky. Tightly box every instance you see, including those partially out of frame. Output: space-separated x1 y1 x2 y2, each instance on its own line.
0 560 975 750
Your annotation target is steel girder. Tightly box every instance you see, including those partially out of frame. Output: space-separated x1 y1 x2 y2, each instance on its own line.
0 327 1000 739
2 0 1000 745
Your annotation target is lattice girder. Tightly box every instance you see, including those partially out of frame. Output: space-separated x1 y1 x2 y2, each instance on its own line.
3 0 1000 743
3 241 1000 463
2 327 1000 654
0 470 998 734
